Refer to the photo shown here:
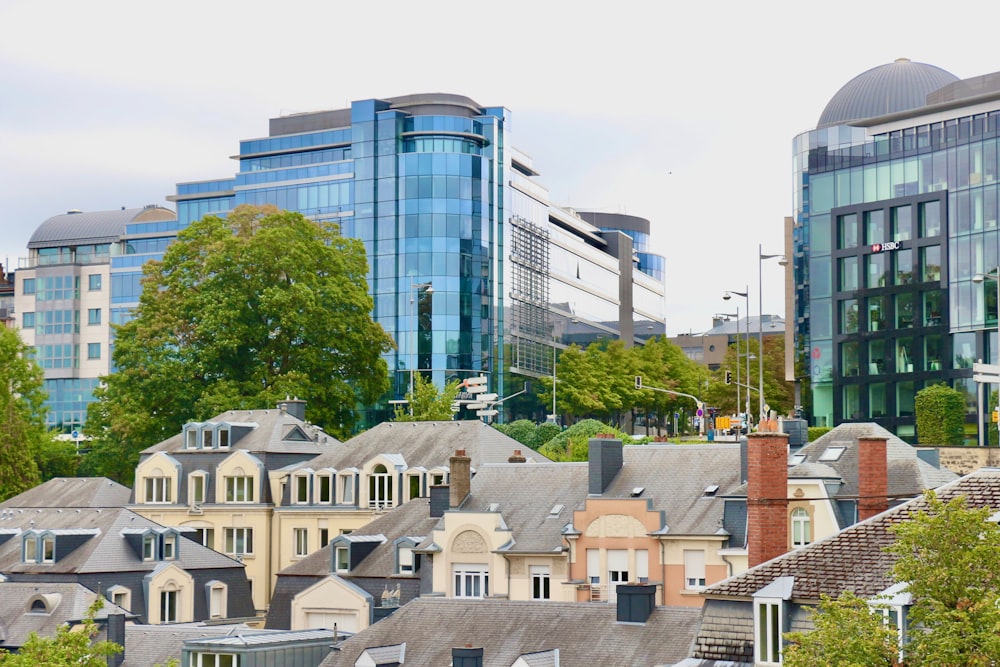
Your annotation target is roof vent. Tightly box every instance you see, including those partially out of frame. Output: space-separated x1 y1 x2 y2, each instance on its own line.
631 487 645 497
703 484 719 496
67 209 83 215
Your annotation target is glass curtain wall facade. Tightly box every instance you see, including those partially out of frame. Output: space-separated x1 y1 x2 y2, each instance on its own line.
793 64 1000 439
164 94 665 426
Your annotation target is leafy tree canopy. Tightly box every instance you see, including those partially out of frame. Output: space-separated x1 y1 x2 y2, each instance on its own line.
784 591 898 667
84 205 394 482
538 419 632 461
393 372 460 421
0 327 45 500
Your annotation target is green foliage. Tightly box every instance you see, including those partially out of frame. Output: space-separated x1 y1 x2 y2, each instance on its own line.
0 328 44 500
0 598 122 665
34 437 80 480
496 419 536 447
85 205 394 482
538 419 631 461
533 421 562 448
915 383 965 445
392 373 460 422
808 426 832 442
886 491 1000 666
784 591 898 667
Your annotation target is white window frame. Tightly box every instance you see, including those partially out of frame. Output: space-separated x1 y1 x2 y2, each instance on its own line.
754 598 784 665
161 588 178 623
530 565 550 600
335 546 350 573
339 473 355 505
23 537 37 563
145 475 172 504
41 536 55 563
108 585 131 612
294 527 309 557
225 475 254 503
208 582 227 619
293 475 310 504
317 473 333 503
684 550 706 590
224 527 253 556
190 652 239 667
163 534 177 560
143 534 156 561
189 472 206 505
369 464 393 509
398 546 414 574
217 427 230 449
185 428 198 449
453 564 489 598
193 527 214 550
791 507 812 547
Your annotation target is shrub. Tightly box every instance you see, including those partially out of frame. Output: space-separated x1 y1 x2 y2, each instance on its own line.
807 426 832 442
915 383 965 445
539 419 631 462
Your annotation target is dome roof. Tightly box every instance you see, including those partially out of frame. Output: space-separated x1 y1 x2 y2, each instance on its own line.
28 206 175 249
817 58 959 129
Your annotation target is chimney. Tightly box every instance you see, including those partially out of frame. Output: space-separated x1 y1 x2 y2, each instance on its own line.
450 450 471 508
277 397 306 421
857 435 889 520
616 583 656 624
429 485 450 517
508 449 526 463
452 647 484 667
747 431 790 568
588 435 623 495
106 613 125 666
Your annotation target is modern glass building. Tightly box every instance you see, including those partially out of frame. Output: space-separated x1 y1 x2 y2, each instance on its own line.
793 59 1000 439
15 206 177 431
160 94 665 424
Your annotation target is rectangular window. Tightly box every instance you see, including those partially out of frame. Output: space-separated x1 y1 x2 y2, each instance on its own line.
319 528 330 548
684 550 706 590
295 476 309 503
224 528 253 556
22 312 35 329
226 476 254 503
193 528 214 550
192 653 239 667
22 278 35 295
88 274 102 291
340 475 354 504
454 565 489 598
87 342 101 360
143 535 156 561
294 528 308 557
318 475 332 503
161 590 177 623
210 587 225 619
185 429 197 449
399 546 414 574
921 246 942 282
755 600 783 665
23 538 37 563
88 308 101 325
530 565 550 599
217 428 229 448
335 547 350 572
145 476 172 503
163 534 176 560
112 590 128 610
190 475 205 505
202 429 213 449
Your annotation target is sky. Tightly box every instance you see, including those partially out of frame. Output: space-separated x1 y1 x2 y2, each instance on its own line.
3 0 1000 335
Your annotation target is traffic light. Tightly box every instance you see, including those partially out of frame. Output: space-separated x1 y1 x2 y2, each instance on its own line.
635 376 642 389
725 370 733 385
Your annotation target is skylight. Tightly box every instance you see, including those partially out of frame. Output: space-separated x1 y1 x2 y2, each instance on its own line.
549 504 564 515
703 485 719 496
789 454 806 466
819 446 847 462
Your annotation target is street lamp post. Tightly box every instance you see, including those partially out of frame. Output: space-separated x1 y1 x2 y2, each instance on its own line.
409 282 433 415
758 244 787 422
724 288 751 428
718 309 741 424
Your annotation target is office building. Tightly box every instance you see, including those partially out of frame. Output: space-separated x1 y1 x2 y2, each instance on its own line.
165 94 666 424
793 59 1000 438
15 206 176 431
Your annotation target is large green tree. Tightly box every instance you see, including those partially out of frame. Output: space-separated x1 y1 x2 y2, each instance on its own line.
85 205 394 481
0 327 45 500
784 592 898 667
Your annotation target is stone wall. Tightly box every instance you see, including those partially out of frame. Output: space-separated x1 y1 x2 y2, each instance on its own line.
920 447 1000 476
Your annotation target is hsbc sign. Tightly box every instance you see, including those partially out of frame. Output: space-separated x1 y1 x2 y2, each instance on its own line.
871 241 902 252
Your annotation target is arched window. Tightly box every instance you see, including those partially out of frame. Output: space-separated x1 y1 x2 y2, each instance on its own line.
791 507 812 547
369 464 393 509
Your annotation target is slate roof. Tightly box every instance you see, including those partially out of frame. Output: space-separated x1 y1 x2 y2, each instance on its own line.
319 597 701 667
28 206 175 248
122 623 263 667
141 407 339 456
455 462 589 552
0 507 241 575
0 582 131 648
1 477 132 508
602 445 741 535
292 420 551 472
703 468 1000 602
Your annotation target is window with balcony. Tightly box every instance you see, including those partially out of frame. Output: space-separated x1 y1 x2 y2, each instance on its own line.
369 464 393 509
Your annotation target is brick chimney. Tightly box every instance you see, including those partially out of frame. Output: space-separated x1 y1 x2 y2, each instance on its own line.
747 431 790 568
508 449 527 463
450 449 471 508
857 435 889 520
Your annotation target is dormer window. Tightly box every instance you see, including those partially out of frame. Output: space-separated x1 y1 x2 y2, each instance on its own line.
145 469 173 503
189 472 207 506
753 577 794 666
217 426 230 449
202 428 214 449
185 427 198 449
41 536 54 563
317 472 333 504
369 464 394 510
398 547 414 574
293 474 310 504
335 546 350 573
163 534 177 560
23 537 37 563
143 534 156 561
339 471 356 505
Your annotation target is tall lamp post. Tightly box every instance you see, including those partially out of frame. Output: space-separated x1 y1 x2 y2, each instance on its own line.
718 309 741 423
724 288 751 427
973 269 1000 446
409 282 433 415
758 244 787 421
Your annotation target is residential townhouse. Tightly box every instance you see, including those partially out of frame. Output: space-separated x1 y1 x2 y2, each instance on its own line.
675 464 1000 667
130 399 339 612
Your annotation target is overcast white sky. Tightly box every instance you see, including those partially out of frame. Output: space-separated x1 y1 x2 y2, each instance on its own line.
2 0 999 335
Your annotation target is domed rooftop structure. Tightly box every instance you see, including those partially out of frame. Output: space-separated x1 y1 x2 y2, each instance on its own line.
28 206 175 249
817 58 959 129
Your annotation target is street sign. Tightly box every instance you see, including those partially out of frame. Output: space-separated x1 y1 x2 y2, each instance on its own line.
465 402 486 410
974 374 1000 384
477 409 498 417
478 393 499 402
974 362 1000 375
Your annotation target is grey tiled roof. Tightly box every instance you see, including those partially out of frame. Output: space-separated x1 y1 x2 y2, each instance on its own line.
141 407 340 456
0 507 240 575
602 445 742 535
702 468 1000 601
319 597 701 667
0 582 130 648
293 420 551 471
459 462 589 552
122 623 260 667
0 478 132 508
